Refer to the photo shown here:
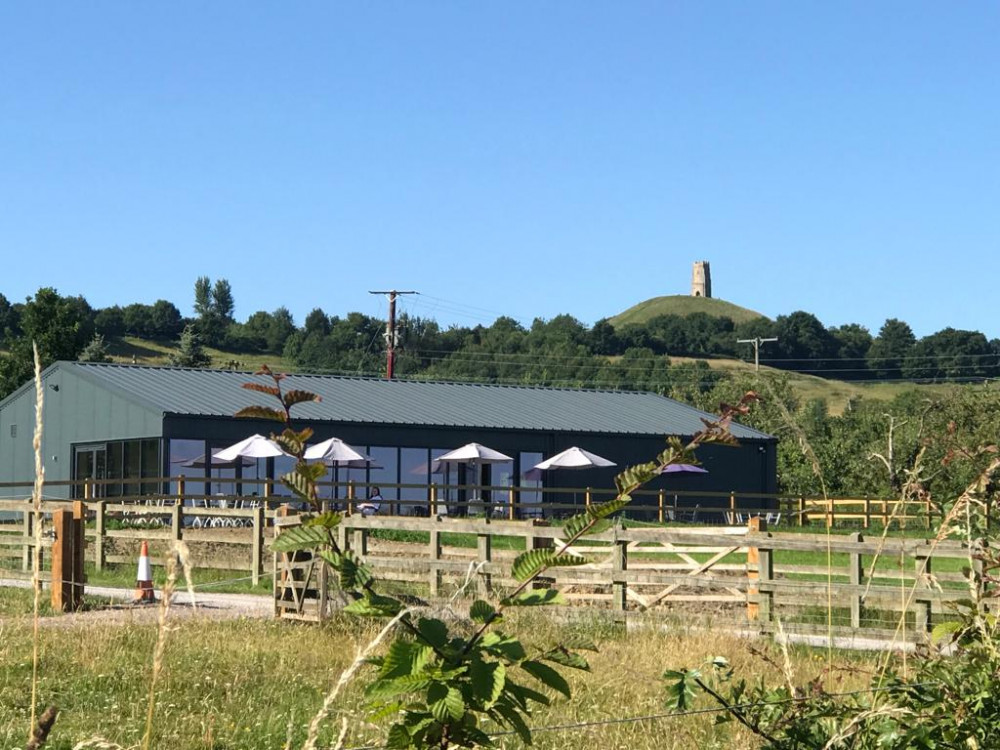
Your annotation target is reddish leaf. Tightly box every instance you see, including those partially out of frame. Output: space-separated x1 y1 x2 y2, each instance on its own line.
235 406 287 423
241 382 281 397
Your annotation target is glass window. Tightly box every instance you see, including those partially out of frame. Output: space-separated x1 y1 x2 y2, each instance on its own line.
400 448 430 516
271 454 297 497
166 439 206 496
105 442 124 498
366 446 399 513
123 440 142 496
141 438 161 495
519 452 544 519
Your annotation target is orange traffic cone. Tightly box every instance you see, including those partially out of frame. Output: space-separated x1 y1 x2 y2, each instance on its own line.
134 540 155 604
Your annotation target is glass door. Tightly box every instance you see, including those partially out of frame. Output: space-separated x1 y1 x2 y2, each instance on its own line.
73 444 107 498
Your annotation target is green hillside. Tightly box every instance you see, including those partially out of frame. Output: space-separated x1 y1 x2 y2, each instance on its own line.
611 295 767 327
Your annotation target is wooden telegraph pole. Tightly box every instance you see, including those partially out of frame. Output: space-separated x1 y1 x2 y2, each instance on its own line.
737 336 778 372
369 290 417 379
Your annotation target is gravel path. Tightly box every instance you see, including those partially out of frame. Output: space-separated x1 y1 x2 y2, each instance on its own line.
0 578 272 626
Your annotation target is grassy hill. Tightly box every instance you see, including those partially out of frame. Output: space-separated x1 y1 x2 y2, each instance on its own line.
611 295 767 327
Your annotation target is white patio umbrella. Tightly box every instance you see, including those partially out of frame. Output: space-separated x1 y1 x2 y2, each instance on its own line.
529 447 616 508
436 443 513 512
532 446 616 472
304 437 381 468
213 434 288 461
436 443 513 464
305 437 380 500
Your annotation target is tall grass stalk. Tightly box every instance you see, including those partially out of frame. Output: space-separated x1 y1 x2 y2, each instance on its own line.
140 540 194 750
29 343 45 743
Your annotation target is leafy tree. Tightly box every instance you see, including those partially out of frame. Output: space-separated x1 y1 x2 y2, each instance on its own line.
94 305 125 337
0 293 19 342
589 318 622 355
773 311 838 373
149 299 184 338
193 276 213 318
122 303 154 337
828 323 872 380
867 318 916 379
212 279 235 322
78 333 112 363
169 324 211 368
0 288 94 397
265 307 296 353
902 327 995 382
304 308 331 336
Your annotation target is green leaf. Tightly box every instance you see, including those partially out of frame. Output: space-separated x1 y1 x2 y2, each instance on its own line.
542 647 589 671
502 589 566 607
318 549 375 590
271 524 329 553
562 495 632 538
417 618 449 649
469 599 497 623
303 511 342 530
511 549 586 582
492 702 533 744
280 470 314 501
520 660 571 699
931 620 963 644
481 633 527 662
283 388 322 409
504 679 550 708
561 636 598 652
427 683 451 723
234 405 287 423
343 591 403 618
385 724 413 749
366 674 433 700
471 658 506 706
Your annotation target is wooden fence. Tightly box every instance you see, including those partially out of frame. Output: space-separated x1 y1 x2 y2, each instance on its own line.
0 474 939 528
274 514 974 643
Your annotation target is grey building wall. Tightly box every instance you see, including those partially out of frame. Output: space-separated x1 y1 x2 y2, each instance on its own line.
0 364 163 498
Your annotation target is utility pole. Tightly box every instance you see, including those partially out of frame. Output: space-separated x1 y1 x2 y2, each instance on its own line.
369 290 417 380
737 336 778 372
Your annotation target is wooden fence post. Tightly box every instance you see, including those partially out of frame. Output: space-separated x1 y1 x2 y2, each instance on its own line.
863 497 871 529
747 517 772 627
797 497 805 527
729 491 736 521
429 517 442 597
353 527 369 557
22 498 32 572
658 489 665 524
94 499 105 571
72 501 86 591
51 509 83 611
915 551 933 639
347 481 355 516
849 532 863 628
585 487 592 510
477 533 492 595
170 501 183 543
251 504 265 586
882 499 889 527
508 487 516 521
429 485 438 517
612 534 628 611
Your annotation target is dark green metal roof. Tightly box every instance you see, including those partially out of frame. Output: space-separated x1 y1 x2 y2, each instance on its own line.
59 362 774 440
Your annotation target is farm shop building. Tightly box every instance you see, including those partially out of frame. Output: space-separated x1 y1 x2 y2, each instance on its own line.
0 362 777 513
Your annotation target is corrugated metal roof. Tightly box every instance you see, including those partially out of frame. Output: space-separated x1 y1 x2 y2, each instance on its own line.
63 362 774 440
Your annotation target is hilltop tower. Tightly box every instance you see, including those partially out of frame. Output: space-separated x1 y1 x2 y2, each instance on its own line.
691 261 712 298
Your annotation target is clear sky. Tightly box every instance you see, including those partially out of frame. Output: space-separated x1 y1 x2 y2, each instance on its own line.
2 3 998 338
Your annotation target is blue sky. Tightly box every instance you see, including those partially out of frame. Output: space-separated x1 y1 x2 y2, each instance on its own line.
2 3 998 338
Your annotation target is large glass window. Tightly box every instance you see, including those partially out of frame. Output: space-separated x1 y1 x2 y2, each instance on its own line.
519 452 544 519
141 438 161 495
105 442 124 498
400 448 430 515
364 446 399 512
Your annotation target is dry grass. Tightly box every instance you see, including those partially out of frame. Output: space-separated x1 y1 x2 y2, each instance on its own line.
0 607 876 750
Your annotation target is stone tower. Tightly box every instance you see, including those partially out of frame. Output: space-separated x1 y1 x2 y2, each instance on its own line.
691 261 712 298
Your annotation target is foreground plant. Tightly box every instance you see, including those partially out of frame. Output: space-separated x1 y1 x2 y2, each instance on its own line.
244 365 756 748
